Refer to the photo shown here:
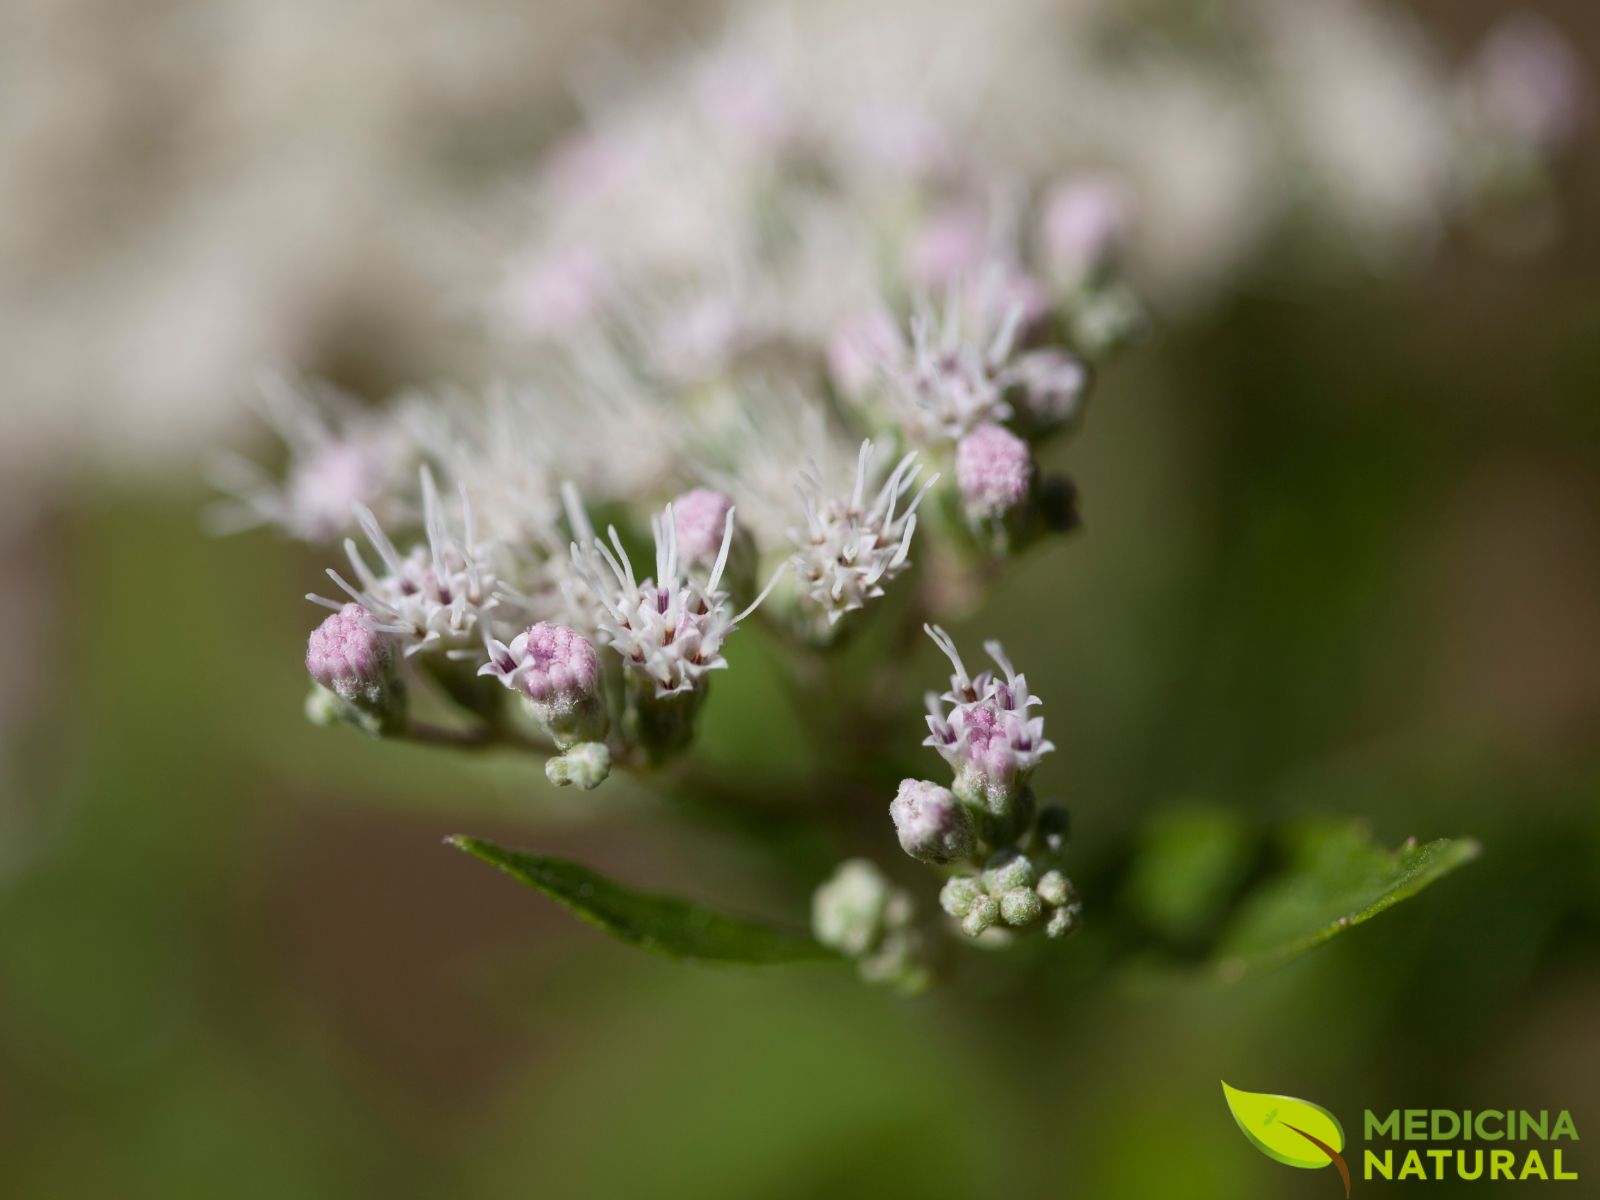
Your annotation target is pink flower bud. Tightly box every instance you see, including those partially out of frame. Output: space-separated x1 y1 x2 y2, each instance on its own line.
891 779 975 864
306 604 395 702
1008 349 1089 433
480 623 608 747
956 423 1034 517
1041 178 1128 283
672 488 736 566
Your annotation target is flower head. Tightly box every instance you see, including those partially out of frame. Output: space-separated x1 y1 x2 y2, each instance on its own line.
211 372 411 544
789 440 936 625
879 269 1032 443
310 467 502 658
923 625 1053 814
569 499 780 698
479 622 608 747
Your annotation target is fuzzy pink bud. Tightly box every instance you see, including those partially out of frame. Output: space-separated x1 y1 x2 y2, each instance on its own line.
480 623 608 747
672 488 737 566
307 604 395 702
956 423 1034 517
891 779 975 865
1009 349 1090 433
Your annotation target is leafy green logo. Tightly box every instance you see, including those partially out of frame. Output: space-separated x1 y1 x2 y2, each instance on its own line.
1222 1081 1351 1196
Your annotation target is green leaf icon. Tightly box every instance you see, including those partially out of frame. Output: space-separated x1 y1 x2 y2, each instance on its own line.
1221 1082 1345 1170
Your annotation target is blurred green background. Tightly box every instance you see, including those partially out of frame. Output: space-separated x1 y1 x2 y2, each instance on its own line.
3 2 1599 1197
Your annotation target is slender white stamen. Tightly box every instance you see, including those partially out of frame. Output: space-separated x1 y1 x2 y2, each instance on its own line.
708 507 736 594
735 560 789 624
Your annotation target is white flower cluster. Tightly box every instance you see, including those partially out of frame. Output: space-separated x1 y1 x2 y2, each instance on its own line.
223 0 1584 990
235 0 1163 780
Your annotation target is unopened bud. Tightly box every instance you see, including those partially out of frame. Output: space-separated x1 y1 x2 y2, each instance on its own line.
891 779 976 864
1071 283 1148 359
1046 900 1083 939
672 488 737 568
1036 868 1071 908
1001 885 1043 927
961 893 1001 937
480 623 608 749
982 848 1035 895
307 604 395 701
956 423 1034 520
858 929 933 996
939 875 985 919
1007 349 1090 437
812 859 897 958
306 604 405 734
544 741 611 790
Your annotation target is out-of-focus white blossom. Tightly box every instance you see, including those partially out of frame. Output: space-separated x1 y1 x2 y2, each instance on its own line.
210 373 413 543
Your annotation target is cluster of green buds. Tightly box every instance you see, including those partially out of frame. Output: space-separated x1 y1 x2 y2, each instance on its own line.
938 810 1082 941
811 860 930 995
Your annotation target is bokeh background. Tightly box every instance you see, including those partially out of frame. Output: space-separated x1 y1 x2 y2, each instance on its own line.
2 0 1598 1196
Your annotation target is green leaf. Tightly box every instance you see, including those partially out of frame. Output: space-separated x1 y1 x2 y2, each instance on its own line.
1214 821 1480 980
1221 1082 1345 1169
447 836 836 965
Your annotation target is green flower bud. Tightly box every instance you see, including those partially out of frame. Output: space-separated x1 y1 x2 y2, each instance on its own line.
960 894 1000 937
1001 886 1043 926
813 859 897 958
982 848 1035 895
1036 869 1072 908
1046 904 1082 939
544 741 612 790
939 875 984 918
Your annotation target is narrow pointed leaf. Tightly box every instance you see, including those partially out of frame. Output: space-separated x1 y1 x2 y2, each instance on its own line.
448 835 835 964
1214 821 1480 979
